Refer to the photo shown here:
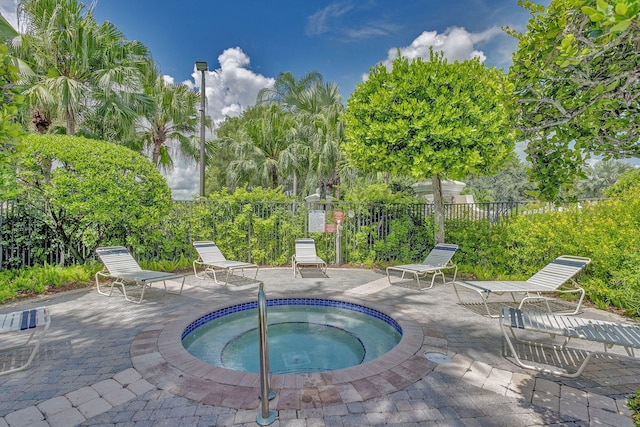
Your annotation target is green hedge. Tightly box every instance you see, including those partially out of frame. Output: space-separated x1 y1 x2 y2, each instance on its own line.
2 186 639 316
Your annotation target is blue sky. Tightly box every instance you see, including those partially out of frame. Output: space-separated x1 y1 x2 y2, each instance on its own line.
87 0 531 98
0 0 536 99
92 0 531 96
0 0 540 198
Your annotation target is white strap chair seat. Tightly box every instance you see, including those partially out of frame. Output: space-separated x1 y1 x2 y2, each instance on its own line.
501 307 640 377
95 246 185 304
386 243 458 290
0 307 51 375
192 241 259 284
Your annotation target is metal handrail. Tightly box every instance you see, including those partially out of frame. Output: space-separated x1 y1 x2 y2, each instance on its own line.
256 282 276 425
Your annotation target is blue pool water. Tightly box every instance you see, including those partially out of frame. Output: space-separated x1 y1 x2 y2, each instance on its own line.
182 298 402 374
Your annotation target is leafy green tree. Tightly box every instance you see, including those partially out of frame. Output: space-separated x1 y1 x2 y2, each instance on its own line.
15 134 172 263
304 82 346 199
344 51 515 242
0 43 25 199
508 0 640 201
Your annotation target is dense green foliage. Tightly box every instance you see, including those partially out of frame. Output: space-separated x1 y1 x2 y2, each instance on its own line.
628 390 640 426
604 167 640 198
5 0 205 172
13 0 150 136
213 72 346 199
0 44 24 199
3 184 639 319
344 51 514 183
344 50 515 242
509 0 640 201
0 263 96 302
14 134 172 263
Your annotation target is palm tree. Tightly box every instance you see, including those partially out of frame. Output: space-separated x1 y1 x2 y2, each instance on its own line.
303 82 345 198
12 0 149 135
257 71 322 111
257 73 347 198
132 61 203 169
227 105 297 189
576 160 633 199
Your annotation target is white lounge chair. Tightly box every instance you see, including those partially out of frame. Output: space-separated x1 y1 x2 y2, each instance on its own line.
0 307 51 375
386 243 458 289
453 255 591 317
500 307 640 377
192 241 259 284
292 238 327 277
95 246 185 304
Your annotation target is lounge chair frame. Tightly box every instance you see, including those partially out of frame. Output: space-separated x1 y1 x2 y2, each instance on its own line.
192 241 259 284
95 246 185 304
292 238 327 277
0 307 51 376
386 243 458 290
453 255 591 317
500 307 640 377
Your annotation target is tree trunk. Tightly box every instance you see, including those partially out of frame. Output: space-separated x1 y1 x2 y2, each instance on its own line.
432 174 445 244
292 172 297 198
271 165 279 189
66 109 75 135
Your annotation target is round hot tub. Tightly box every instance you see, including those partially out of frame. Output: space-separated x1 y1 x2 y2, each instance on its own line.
131 293 433 409
182 298 402 374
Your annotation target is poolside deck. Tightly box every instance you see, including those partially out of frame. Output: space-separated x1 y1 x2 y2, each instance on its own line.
0 267 637 426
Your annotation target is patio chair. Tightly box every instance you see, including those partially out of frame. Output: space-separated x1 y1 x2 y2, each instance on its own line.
386 243 458 290
500 307 640 377
192 241 259 284
453 255 591 317
0 307 51 376
292 238 327 277
95 246 185 304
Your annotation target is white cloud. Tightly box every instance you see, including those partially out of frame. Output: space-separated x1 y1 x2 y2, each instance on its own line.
187 47 274 127
382 26 503 69
164 160 199 200
306 2 354 36
166 47 274 199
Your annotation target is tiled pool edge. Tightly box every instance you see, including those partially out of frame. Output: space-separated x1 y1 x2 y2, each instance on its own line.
130 292 443 410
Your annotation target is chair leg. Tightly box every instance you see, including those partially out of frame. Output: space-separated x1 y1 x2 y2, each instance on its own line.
500 318 595 378
210 268 222 284
164 277 186 295
122 282 146 304
96 273 117 297
193 261 206 280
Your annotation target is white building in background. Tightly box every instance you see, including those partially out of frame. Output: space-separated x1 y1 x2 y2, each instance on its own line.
411 179 475 204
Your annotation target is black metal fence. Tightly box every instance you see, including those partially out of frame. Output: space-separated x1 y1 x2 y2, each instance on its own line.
0 199 588 271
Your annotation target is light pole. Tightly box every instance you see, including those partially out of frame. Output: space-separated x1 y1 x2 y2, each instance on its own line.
195 61 208 197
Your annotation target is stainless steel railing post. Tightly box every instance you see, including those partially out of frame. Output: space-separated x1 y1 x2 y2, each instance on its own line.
256 283 276 425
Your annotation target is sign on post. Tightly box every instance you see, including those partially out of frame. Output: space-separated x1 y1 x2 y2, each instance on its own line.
308 210 326 233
